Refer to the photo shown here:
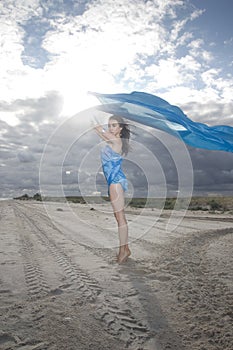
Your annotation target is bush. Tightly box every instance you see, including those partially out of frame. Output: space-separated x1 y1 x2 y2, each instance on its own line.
33 193 42 201
208 199 222 211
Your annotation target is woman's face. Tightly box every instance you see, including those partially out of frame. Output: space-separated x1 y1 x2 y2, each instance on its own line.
108 119 122 137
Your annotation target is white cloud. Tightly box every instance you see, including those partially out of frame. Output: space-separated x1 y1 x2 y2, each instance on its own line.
224 37 233 46
0 0 44 101
0 0 41 20
201 69 221 86
0 0 231 112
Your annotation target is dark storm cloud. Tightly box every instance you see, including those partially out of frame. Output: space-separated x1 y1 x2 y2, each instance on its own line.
0 91 63 122
17 150 36 163
190 148 233 192
131 126 179 186
127 124 233 196
1 100 233 198
0 91 64 197
182 100 233 126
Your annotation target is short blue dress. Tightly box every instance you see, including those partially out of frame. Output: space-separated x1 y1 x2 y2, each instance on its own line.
101 144 128 193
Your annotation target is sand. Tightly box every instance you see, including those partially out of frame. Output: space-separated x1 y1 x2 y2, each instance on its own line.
0 200 232 350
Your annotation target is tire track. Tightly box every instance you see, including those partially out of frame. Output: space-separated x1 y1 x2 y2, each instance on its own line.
13 207 50 300
13 203 153 349
6 202 233 350
14 204 102 303
20 234 50 299
94 298 151 349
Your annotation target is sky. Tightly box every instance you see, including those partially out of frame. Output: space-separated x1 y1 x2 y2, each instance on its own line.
0 0 233 199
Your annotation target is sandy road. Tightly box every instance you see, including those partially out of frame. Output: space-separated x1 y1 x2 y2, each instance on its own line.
0 200 232 350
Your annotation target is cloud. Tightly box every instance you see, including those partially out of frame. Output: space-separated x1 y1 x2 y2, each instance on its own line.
17 150 36 163
1 0 232 110
0 0 232 197
0 91 64 197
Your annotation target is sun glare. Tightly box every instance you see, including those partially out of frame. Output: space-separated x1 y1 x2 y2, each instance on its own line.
0 112 20 126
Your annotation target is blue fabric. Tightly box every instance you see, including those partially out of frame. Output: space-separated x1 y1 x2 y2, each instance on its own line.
101 145 128 192
92 91 233 153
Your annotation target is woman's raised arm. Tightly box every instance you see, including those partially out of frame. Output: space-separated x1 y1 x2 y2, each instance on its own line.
93 123 117 142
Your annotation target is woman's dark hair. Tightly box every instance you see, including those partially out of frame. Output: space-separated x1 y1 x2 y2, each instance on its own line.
109 115 131 156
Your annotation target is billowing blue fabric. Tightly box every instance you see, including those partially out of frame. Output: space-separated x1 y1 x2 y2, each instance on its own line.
101 145 128 192
92 91 233 153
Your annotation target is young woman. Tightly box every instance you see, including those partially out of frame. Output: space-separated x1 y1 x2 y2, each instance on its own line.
94 115 131 264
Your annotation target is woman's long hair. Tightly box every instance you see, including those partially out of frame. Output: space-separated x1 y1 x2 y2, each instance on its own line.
109 115 131 156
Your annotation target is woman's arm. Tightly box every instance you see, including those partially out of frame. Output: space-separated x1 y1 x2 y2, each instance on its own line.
93 124 116 142
93 125 109 141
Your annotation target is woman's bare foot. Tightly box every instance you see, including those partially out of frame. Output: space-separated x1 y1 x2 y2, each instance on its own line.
117 248 131 264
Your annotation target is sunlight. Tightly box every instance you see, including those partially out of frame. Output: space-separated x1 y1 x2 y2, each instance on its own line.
0 112 20 126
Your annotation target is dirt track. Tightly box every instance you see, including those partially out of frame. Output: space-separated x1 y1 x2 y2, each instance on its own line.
0 200 232 350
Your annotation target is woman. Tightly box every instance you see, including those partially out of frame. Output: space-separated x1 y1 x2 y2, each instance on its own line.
94 115 131 264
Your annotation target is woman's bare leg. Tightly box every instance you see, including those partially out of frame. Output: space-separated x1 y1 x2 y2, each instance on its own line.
109 184 131 263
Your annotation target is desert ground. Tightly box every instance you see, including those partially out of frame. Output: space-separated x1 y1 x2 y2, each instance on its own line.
0 200 232 350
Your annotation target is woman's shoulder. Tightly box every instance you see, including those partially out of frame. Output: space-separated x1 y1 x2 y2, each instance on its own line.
103 143 122 156
111 138 123 154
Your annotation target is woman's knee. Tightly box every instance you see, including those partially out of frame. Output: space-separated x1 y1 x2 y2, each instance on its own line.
115 211 127 226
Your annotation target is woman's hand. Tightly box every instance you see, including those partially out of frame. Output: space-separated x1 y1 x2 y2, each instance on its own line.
91 120 104 133
92 116 101 127
91 118 108 140
91 117 115 142
94 125 104 134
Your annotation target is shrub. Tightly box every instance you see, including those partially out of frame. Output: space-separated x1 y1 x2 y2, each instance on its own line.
208 199 222 211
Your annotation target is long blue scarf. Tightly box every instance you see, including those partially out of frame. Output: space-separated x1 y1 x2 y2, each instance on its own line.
91 91 233 153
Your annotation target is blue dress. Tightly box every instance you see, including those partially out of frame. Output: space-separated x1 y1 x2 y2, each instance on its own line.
101 144 128 192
